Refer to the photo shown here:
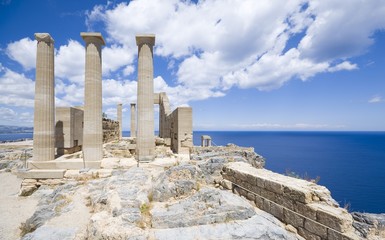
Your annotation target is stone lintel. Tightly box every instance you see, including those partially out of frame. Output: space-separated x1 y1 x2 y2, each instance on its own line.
81 32 106 45
136 34 155 46
35 33 54 43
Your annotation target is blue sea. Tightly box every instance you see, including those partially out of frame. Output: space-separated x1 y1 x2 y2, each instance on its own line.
192 131 385 214
2 131 384 213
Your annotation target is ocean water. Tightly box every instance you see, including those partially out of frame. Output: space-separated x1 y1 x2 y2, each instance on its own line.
2 131 384 213
0 133 33 141
193 131 385 214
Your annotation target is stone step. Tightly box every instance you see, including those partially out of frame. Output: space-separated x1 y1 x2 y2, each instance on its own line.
17 169 66 179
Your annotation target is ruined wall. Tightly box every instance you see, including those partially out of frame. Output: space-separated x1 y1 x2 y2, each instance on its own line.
221 162 358 240
169 107 193 154
55 107 83 155
157 92 193 154
102 118 119 143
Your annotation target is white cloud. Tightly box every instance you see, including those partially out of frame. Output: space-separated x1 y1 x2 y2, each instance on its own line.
369 95 383 103
0 107 17 120
85 0 382 103
55 40 85 84
298 0 385 61
328 61 358 72
0 67 34 107
6 37 36 70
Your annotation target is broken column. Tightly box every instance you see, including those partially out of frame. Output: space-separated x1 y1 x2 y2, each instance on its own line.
33 33 55 162
130 103 136 138
136 34 155 161
81 32 105 162
117 103 122 140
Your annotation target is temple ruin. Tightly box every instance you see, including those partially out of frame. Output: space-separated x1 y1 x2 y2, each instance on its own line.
24 32 193 177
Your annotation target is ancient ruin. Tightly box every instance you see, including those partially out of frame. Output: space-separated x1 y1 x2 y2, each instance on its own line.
32 33 55 163
25 32 193 175
81 32 105 163
136 34 156 162
8 32 367 240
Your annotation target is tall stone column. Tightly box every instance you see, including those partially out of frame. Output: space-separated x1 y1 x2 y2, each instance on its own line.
117 103 122 140
136 34 155 162
81 32 105 162
33 33 55 162
130 103 136 137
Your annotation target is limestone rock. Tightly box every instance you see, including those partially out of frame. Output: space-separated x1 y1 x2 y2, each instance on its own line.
151 187 255 228
152 164 203 202
352 212 385 239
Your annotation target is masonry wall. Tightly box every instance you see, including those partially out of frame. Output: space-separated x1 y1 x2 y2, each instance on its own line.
55 107 83 155
221 162 358 240
157 92 193 154
102 118 119 143
169 107 193 154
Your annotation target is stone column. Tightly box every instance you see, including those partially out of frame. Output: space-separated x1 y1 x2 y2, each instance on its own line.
117 103 122 140
136 34 155 162
33 33 55 162
81 32 105 162
130 103 136 138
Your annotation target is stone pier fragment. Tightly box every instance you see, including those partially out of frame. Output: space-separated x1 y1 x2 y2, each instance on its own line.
136 34 155 162
81 32 105 163
117 103 122 140
130 103 136 138
33 33 55 162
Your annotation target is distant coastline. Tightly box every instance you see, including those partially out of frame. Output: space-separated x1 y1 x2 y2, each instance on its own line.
0 125 33 134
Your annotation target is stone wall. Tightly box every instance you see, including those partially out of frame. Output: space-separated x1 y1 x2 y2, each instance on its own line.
158 92 193 154
102 118 119 143
221 162 358 240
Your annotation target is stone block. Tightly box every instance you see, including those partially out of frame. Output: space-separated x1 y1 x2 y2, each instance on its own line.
284 208 304 228
265 179 283 194
270 202 284 221
294 202 317 220
259 188 277 203
298 227 322 240
304 219 328 239
311 203 353 233
256 177 265 188
262 199 271 212
275 194 294 210
327 229 359 240
283 185 313 204
254 195 264 209
246 192 255 201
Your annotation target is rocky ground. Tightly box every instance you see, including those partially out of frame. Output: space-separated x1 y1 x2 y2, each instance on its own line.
0 140 383 240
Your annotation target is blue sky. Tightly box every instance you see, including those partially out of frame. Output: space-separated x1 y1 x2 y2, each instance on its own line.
0 0 384 131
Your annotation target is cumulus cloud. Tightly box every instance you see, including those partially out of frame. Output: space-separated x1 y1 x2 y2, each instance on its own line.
6 37 36 70
85 0 384 101
0 66 35 107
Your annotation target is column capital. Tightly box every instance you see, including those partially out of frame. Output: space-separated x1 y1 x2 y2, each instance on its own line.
117 103 122 107
130 103 136 106
35 33 54 43
81 32 105 45
136 34 155 47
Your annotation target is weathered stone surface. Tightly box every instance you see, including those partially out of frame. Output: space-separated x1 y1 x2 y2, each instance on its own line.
151 188 255 228
191 145 265 168
304 219 328 239
152 214 301 240
310 202 353 233
152 164 203 202
352 212 385 239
